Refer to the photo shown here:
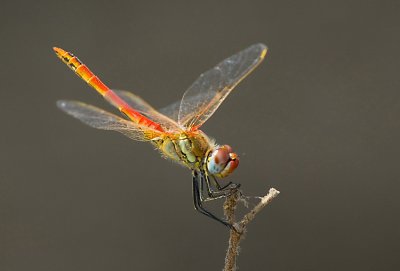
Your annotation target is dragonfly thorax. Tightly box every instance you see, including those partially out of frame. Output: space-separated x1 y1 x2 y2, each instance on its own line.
155 132 239 177
155 131 213 170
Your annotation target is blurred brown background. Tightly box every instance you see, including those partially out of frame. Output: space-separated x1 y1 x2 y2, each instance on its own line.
1 1 400 270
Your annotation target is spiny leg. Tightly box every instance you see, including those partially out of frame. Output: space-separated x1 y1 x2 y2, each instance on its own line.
203 174 230 201
214 179 231 190
198 173 222 202
201 174 242 201
198 172 207 202
213 176 241 191
192 172 233 229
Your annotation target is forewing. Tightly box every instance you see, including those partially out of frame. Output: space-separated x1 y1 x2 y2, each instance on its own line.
113 90 182 132
178 43 267 129
158 99 180 122
57 100 162 141
158 93 205 122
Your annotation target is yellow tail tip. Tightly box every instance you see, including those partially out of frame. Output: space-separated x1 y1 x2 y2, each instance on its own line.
260 47 268 59
53 47 66 57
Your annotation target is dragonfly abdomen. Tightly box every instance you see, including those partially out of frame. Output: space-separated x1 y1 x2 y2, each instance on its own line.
54 47 112 96
53 47 164 132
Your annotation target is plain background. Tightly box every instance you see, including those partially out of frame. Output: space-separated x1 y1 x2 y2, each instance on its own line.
1 1 400 270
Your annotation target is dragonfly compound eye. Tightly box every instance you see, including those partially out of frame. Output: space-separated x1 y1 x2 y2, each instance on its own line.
207 145 239 178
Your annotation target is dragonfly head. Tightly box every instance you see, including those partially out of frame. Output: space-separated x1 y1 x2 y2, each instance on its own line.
206 145 239 178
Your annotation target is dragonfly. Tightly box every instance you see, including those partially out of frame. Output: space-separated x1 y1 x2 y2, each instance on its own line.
54 43 267 229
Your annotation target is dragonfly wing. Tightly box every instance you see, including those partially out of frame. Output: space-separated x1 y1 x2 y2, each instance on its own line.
158 99 180 122
178 43 267 129
57 100 163 141
113 90 182 132
158 93 205 123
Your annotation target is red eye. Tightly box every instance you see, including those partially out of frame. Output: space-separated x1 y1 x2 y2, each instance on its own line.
219 159 238 176
214 148 229 165
222 145 233 153
207 145 239 177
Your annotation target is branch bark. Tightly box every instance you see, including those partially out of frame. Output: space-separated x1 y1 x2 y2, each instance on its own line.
223 188 280 271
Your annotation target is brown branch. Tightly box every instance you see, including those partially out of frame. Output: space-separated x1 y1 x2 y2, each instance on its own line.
223 188 280 271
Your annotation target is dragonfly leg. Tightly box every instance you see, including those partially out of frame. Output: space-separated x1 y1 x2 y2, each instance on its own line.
214 178 231 190
203 174 231 200
198 172 207 202
192 172 233 229
213 177 241 191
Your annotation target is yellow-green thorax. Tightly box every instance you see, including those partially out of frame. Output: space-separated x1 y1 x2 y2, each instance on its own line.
152 130 213 170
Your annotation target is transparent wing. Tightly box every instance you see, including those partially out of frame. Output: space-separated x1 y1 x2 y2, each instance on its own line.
113 90 182 132
158 93 205 122
57 100 163 141
158 99 180 122
178 43 267 129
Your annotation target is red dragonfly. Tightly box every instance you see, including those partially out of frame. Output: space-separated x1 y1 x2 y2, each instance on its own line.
54 44 267 228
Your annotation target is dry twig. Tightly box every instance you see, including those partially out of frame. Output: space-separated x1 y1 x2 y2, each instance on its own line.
223 188 280 271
